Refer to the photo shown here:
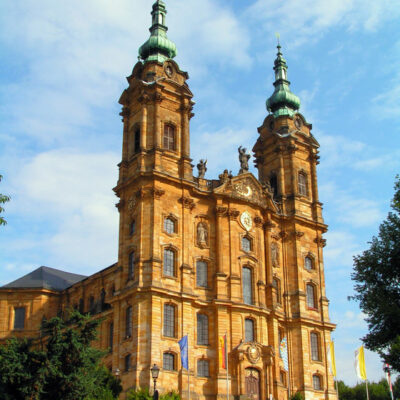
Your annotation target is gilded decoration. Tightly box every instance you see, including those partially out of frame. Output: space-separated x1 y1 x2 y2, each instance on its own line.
247 344 261 364
240 211 253 231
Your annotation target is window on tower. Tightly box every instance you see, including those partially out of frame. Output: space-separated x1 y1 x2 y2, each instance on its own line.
313 374 322 390
310 332 321 361
163 248 176 277
197 313 209 345
269 174 278 199
272 277 281 304
14 307 25 330
109 322 114 352
163 124 175 151
298 172 308 196
128 251 135 280
305 256 314 271
163 304 176 337
134 127 140 154
164 217 176 234
306 283 317 309
242 236 252 252
242 267 253 305
125 306 132 338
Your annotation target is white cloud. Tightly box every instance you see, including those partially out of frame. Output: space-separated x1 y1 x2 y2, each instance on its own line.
3 149 120 274
246 0 400 47
324 230 361 268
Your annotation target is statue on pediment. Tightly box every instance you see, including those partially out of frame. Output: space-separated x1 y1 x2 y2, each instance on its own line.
197 159 207 179
238 146 250 174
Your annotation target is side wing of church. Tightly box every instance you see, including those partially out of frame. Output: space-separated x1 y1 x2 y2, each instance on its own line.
0 2 337 400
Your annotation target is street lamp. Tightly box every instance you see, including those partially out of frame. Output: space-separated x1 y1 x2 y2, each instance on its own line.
150 364 160 400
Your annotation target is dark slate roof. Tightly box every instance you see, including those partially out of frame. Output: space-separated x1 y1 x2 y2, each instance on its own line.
1 266 87 291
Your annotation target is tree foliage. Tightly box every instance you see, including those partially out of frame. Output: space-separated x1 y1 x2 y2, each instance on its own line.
0 174 10 226
351 175 400 372
126 388 181 400
0 310 122 400
337 379 395 400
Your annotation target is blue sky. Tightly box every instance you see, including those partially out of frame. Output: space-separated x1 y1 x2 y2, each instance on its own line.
1 0 399 385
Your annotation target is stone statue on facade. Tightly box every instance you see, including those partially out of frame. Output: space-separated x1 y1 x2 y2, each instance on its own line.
197 222 208 247
219 169 233 184
197 159 207 179
238 146 250 174
271 243 279 267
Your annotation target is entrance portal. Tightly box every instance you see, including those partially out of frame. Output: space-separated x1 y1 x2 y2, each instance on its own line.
245 368 260 400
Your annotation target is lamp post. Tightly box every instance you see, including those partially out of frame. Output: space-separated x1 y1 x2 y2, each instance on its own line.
151 364 160 400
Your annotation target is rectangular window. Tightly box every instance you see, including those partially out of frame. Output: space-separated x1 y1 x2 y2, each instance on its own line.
164 249 175 277
125 354 131 372
196 261 207 288
310 332 320 361
126 306 132 338
128 251 135 280
197 314 209 345
313 375 322 390
14 307 25 330
164 304 175 337
197 360 209 377
245 319 254 342
307 284 316 308
163 125 175 151
163 353 175 371
242 267 253 305
298 172 307 196
109 322 114 352
134 129 140 154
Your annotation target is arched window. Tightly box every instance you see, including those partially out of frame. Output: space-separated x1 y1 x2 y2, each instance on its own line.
134 127 140 154
129 220 136 236
306 283 316 309
313 374 322 390
270 174 278 199
109 322 114 352
197 359 210 377
164 217 176 234
163 352 175 371
163 248 176 277
164 304 175 337
272 278 281 303
196 260 207 287
242 267 253 305
242 236 252 252
305 256 314 270
124 354 131 372
128 251 135 280
298 172 308 196
245 318 254 342
14 307 25 330
197 313 209 345
163 124 175 151
310 332 320 361
126 306 132 338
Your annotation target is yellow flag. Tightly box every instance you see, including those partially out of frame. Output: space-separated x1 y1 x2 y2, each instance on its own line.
327 341 337 377
355 346 367 380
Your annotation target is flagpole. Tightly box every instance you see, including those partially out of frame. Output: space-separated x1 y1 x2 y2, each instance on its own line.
225 332 229 400
365 380 369 400
187 333 190 400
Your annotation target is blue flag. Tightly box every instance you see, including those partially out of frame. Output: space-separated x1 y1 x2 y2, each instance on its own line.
178 335 189 370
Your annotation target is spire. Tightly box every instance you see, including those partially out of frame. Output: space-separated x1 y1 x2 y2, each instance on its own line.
266 43 301 118
138 0 177 64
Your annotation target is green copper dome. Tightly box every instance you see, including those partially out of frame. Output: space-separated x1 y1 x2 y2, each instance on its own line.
139 0 177 64
266 45 301 117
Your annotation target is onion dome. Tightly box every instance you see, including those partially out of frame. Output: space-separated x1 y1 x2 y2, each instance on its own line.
138 0 177 64
266 45 301 117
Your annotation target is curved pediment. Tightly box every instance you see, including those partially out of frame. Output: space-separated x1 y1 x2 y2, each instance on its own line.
213 173 278 211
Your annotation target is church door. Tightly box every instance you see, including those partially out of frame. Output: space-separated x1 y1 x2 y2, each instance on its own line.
245 368 260 400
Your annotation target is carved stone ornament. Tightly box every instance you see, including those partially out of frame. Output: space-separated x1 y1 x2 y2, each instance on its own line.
227 209 240 220
314 236 327 247
127 196 137 212
247 344 261 364
179 196 195 210
197 222 208 248
240 211 253 231
254 216 263 227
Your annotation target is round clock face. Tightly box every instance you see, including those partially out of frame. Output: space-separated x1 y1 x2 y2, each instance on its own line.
294 116 302 129
165 65 173 77
240 211 253 231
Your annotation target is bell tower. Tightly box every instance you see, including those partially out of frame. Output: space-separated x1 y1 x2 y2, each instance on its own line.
118 0 194 184
253 45 323 223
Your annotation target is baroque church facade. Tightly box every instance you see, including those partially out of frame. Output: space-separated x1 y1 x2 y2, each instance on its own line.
0 2 337 400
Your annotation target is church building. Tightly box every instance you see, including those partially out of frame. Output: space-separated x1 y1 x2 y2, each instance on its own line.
0 2 337 400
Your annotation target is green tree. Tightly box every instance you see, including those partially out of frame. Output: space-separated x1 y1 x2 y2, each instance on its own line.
338 379 392 400
0 174 10 226
351 175 400 372
0 310 122 400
